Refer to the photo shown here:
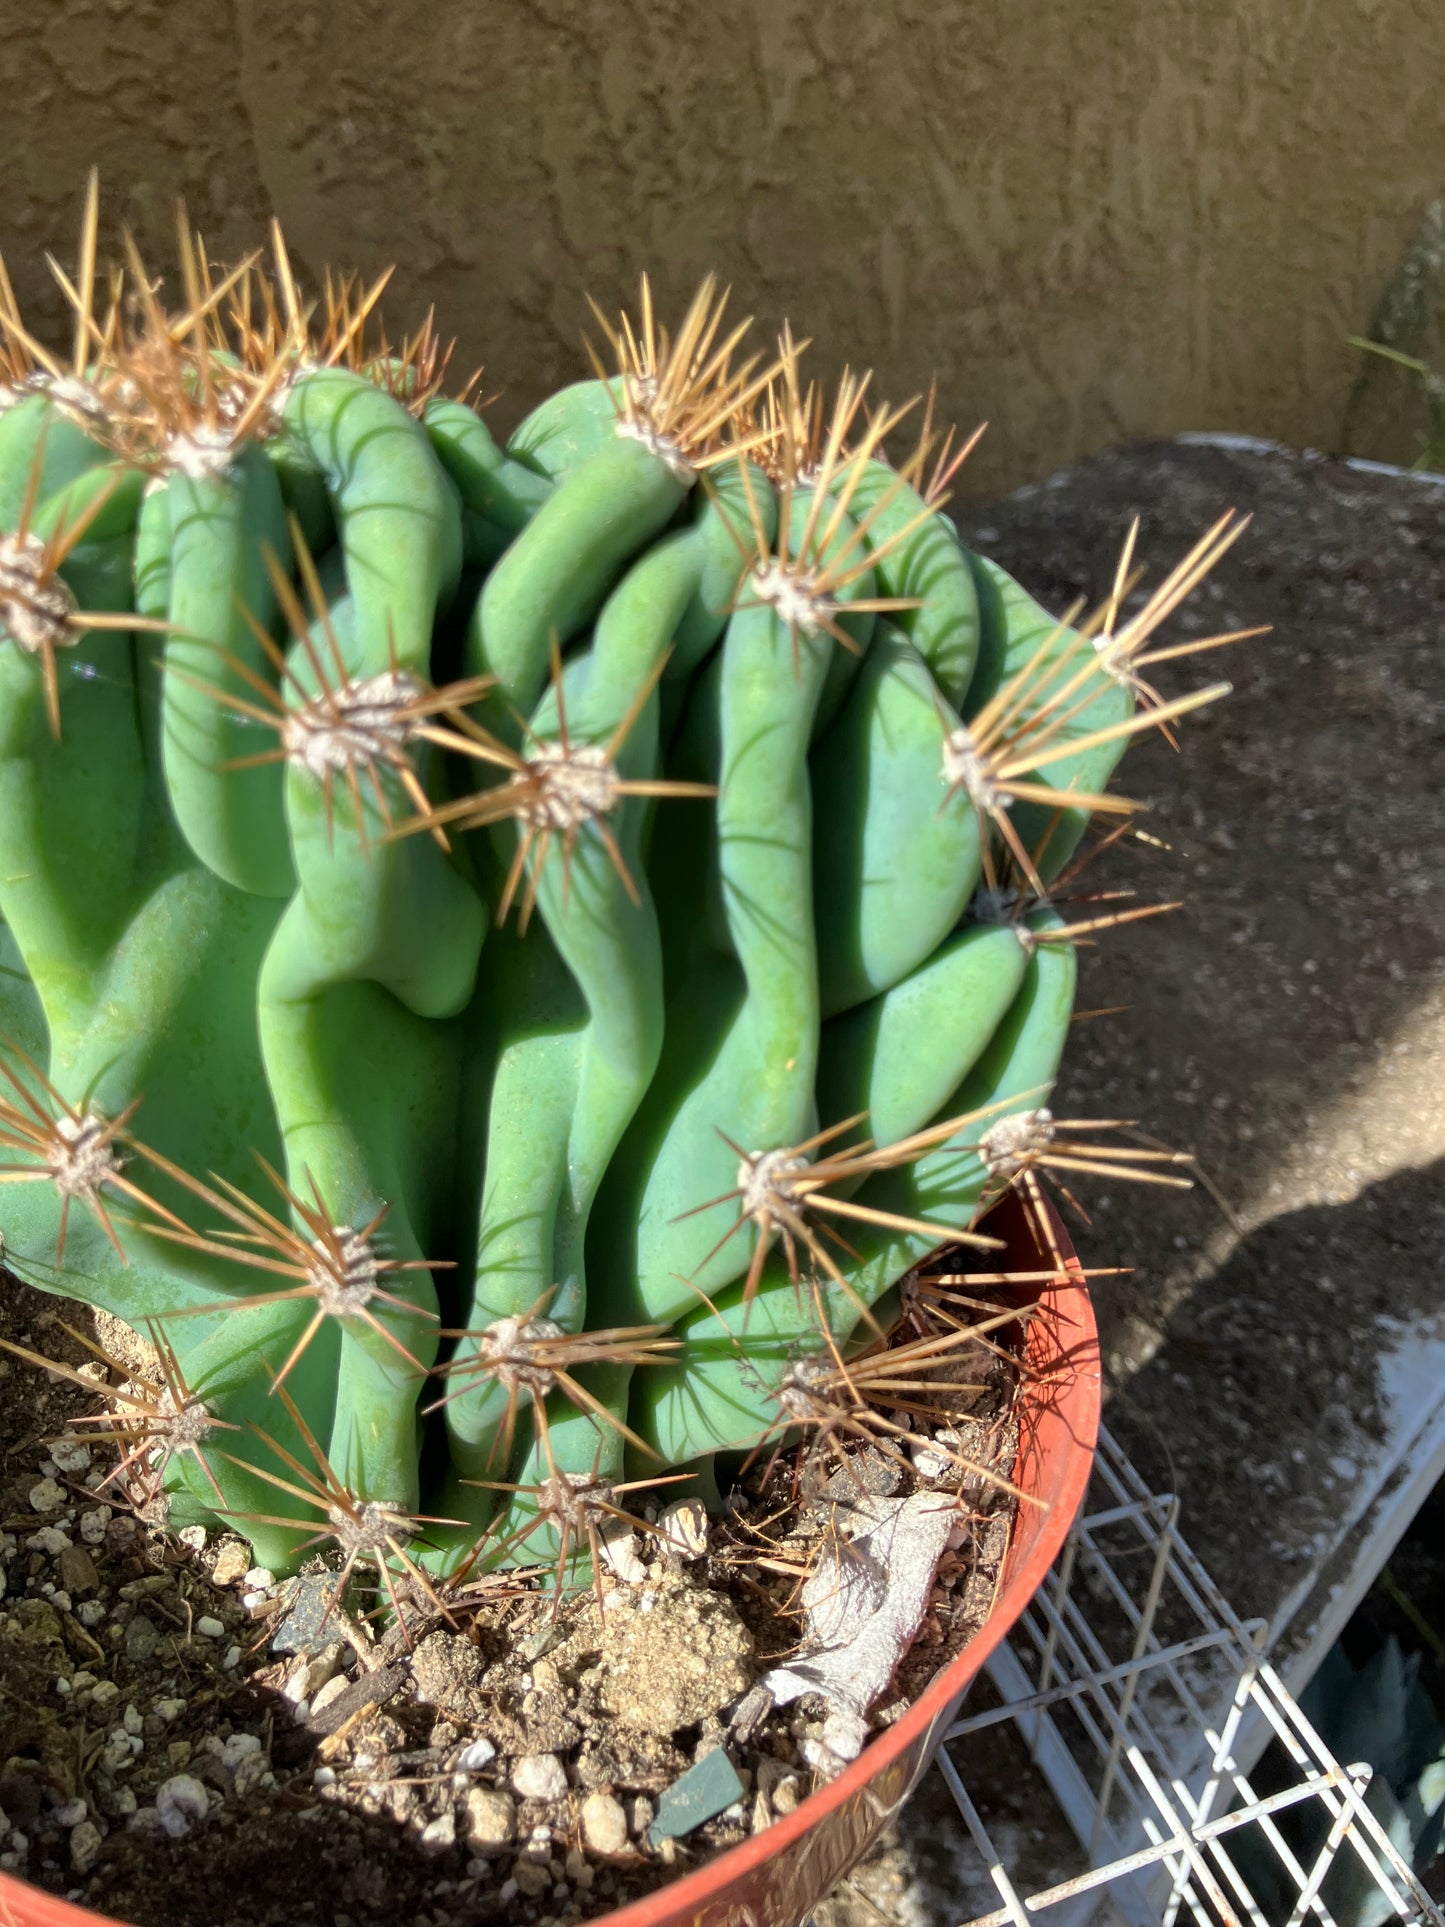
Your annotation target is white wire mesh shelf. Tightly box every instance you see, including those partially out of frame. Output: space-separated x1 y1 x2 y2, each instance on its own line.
935 1425 1444 1927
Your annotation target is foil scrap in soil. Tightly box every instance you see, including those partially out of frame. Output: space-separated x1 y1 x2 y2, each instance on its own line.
761 1491 961 1774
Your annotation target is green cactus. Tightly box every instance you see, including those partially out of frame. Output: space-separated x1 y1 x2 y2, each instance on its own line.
0 190 1242 1602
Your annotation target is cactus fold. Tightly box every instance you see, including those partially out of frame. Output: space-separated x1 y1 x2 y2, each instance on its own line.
0 209 1238 1591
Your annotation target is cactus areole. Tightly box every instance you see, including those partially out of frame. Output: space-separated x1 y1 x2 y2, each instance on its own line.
0 182 1247 1610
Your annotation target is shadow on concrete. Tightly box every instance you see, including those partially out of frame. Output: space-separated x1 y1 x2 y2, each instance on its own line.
1106 1155 1445 1625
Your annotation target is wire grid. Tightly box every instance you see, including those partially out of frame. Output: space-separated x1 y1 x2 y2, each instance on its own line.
937 1424 1445 1927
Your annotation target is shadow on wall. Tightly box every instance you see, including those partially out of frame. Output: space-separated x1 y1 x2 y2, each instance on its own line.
4 2 1445 490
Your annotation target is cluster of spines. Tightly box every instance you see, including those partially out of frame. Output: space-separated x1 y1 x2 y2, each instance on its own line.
0 178 1255 1622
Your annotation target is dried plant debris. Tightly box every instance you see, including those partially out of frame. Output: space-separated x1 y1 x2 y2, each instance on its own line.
0 1266 1021 1927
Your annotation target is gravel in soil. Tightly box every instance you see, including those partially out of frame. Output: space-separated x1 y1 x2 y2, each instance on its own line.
0 1269 1022 1927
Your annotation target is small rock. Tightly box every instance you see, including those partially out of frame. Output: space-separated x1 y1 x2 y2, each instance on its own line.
153 1698 186 1723
411 1630 488 1718
305 1644 343 1695
772 1774 801 1815
626 1795 654 1836
27 1527 70 1556
727 1682 772 1745
222 1645 242 1670
518 1623 566 1664
220 1734 262 1769
580 1792 627 1856
28 1478 66 1513
89 1680 120 1709
119 1576 170 1603
511 1857 550 1898
210 1541 252 1588
454 1738 497 1774
155 1775 209 1840
50 1440 91 1475
122 1703 144 1737
269 1572 342 1656
599 1526 646 1584
78 1508 110 1546
819 1446 901 1503
69 1820 101 1873
242 1567 274 1593
530 1657 563 1695
648 1748 745 1845
419 1812 456 1854
310 1674 349 1716
57 1544 98 1596
512 1754 568 1801
124 1615 161 1663
232 1752 271 1797
193 1615 224 1640
76 1600 106 1628
463 1788 516 1852
658 1498 709 1558
178 1525 208 1553
52 1800 88 1829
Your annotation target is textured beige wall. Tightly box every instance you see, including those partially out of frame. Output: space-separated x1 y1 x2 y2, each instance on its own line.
2 0 1441 491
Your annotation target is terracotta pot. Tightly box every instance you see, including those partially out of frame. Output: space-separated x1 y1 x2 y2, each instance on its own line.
0 1192 1100 1927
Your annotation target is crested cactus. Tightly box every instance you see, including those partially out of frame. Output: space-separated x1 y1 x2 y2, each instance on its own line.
0 179 1243 1608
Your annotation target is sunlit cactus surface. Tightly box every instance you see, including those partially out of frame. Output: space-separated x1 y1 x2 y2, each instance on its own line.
0 177 1246 1607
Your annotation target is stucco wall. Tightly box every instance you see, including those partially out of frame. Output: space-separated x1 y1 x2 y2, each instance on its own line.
3 0 1441 490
